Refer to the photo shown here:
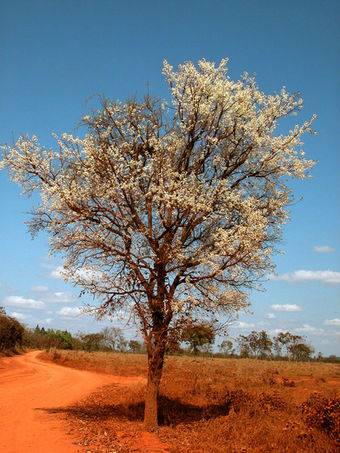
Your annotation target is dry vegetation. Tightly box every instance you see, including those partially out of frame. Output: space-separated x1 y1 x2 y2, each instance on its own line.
39 350 340 453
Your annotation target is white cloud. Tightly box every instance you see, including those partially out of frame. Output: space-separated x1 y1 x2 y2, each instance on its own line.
270 304 303 312
45 291 76 304
31 285 49 292
31 285 76 303
269 328 285 336
3 296 46 310
295 324 324 335
324 318 340 327
268 270 340 284
43 318 53 324
313 245 335 253
232 321 255 329
57 306 83 317
265 313 276 319
10 312 29 321
49 266 66 279
49 265 103 283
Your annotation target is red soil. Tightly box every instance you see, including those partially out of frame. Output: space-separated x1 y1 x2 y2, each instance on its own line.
0 351 168 453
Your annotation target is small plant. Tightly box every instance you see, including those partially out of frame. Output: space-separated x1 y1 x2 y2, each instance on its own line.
257 392 286 411
281 377 296 387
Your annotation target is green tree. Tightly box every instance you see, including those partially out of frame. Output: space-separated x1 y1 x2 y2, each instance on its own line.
237 330 273 358
273 331 296 358
51 329 74 349
78 332 105 351
128 339 143 353
182 322 215 355
288 340 314 361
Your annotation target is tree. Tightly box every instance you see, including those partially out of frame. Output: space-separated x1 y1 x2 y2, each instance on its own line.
289 341 314 361
0 58 315 428
273 331 314 361
237 330 273 358
182 322 215 355
218 339 235 357
100 327 127 351
128 339 144 353
78 332 105 351
273 331 296 358
0 308 25 351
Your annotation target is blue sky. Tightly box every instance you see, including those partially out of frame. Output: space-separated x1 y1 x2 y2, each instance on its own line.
0 0 339 355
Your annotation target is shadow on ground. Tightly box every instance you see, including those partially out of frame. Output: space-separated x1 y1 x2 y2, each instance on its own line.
36 395 231 426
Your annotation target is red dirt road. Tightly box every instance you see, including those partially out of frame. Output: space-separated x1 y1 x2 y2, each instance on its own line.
0 351 119 453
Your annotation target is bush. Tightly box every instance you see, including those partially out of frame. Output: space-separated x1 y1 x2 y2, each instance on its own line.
302 393 340 445
0 308 25 351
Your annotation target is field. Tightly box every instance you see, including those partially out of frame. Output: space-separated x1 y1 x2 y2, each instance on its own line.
39 350 340 453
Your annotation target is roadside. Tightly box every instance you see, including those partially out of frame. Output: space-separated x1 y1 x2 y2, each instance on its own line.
0 351 168 453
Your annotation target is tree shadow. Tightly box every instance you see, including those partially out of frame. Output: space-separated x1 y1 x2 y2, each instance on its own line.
36 395 231 426
0 349 24 357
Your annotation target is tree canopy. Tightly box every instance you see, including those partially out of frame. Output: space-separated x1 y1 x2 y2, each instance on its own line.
0 307 25 352
0 58 315 428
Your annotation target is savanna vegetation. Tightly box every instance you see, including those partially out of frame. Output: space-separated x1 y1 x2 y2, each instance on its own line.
0 306 25 352
1 306 339 450
1 306 338 364
39 348 340 453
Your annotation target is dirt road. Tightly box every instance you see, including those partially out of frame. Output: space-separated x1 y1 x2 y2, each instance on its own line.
0 351 120 453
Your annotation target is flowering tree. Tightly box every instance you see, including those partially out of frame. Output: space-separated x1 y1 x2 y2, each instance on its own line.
0 58 315 428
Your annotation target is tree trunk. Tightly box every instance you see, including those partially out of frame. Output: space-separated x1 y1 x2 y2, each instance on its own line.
144 343 165 430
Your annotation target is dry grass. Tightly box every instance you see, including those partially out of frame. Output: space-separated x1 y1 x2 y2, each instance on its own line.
39 350 340 452
39 348 148 376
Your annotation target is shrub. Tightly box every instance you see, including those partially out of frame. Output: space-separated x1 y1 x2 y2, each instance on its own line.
0 308 25 351
302 393 340 445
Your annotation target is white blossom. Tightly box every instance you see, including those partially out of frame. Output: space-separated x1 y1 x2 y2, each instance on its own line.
1 57 316 343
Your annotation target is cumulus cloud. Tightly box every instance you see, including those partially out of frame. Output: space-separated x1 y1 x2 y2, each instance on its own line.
10 312 29 321
49 291 76 303
295 324 324 335
270 304 303 312
3 296 46 310
31 285 76 304
268 270 340 284
49 266 66 279
57 306 83 317
43 318 53 324
232 321 255 329
313 245 335 253
265 313 276 319
45 291 75 304
269 328 285 336
49 266 103 282
30 286 49 292
324 318 340 327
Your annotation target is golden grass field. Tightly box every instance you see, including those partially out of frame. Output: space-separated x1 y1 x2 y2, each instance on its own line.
39 350 340 453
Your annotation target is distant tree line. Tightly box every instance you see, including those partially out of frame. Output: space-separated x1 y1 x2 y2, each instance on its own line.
0 307 338 362
228 330 316 362
25 324 145 353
